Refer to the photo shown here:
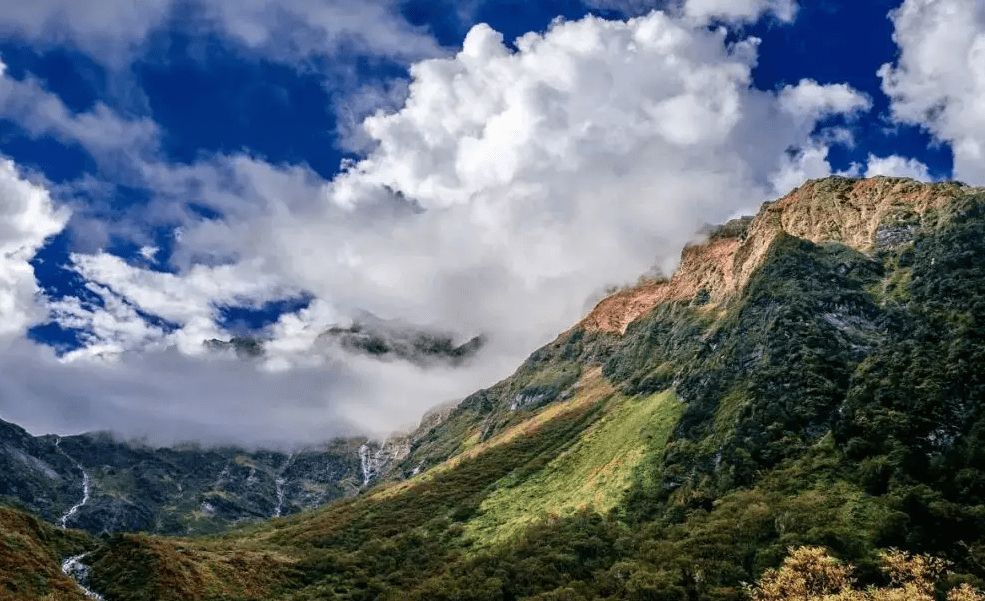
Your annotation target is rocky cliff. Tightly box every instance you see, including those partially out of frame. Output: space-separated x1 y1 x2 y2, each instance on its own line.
580 176 972 334
0 421 409 535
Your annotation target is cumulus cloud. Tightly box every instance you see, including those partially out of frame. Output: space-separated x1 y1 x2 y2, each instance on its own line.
769 144 837 197
880 0 985 184
30 12 873 443
778 79 871 123
332 78 413 153
864 154 932 181
0 159 70 338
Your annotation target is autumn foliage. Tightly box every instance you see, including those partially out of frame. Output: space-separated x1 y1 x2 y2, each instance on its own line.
752 546 984 601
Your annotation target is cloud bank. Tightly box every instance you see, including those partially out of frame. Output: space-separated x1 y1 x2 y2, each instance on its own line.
1 9 875 444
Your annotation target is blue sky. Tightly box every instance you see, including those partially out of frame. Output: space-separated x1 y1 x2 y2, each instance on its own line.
0 0 981 444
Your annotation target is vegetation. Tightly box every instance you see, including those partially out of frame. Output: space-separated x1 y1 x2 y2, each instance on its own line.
464 389 682 547
0 506 91 600
752 546 984 601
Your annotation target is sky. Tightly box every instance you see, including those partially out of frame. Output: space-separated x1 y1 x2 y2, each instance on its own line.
0 0 982 446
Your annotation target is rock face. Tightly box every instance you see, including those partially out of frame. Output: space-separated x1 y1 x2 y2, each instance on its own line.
0 425 378 535
203 337 265 358
579 177 973 334
0 421 81 524
203 315 485 367
0 405 453 535
320 315 485 367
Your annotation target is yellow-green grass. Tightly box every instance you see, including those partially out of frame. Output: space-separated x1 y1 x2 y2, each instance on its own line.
369 367 616 502
463 388 682 548
87 533 297 601
81 369 629 598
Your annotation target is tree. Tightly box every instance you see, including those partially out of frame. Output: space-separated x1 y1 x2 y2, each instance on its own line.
751 546 985 601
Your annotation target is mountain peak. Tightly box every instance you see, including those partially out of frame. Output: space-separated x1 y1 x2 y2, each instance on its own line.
580 176 978 334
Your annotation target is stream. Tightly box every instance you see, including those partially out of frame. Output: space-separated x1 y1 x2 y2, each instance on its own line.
61 554 104 600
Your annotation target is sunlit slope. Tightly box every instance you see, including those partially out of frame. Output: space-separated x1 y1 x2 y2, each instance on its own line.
464 388 682 547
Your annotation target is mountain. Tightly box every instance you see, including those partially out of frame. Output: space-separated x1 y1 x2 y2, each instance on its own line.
203 314 486 367
0 420 413 536
320 312 486 367
6 175 985 601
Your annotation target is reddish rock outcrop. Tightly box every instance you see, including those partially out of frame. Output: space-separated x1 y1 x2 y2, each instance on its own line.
580 176 977 334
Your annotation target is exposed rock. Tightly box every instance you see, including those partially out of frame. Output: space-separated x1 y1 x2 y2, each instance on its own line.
319 314 485 367
579 176 978 334
0 425 368 536
203 336 265 358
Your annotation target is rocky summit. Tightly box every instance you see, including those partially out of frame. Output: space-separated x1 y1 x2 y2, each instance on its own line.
5 176 985 601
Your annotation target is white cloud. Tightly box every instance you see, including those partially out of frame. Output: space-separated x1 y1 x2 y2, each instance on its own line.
0 338 378 445
880 0 985 184
582 0 798 23
0 0 442 67
0 159 70 339
138 246 159 261
768 144 835 196
47 286 168 359
778 79 871 123
864 154 932 181
0 0 172 62
45 12 871 441
332 78 412 153
203 0 442 64
0 57 160 168
683 0 797 24
580 0 670 17
65 252 303 356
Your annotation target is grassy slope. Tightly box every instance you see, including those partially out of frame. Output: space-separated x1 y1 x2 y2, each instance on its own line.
465 389 682 547
0 507 91 601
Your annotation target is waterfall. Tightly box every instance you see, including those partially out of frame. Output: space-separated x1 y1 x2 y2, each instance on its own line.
359 442 394 487
274 453 293 518
54 438 91 529
359 444 372 486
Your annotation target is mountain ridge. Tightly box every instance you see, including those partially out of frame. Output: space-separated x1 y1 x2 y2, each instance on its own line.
6 175 985 601
579 176 975 334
